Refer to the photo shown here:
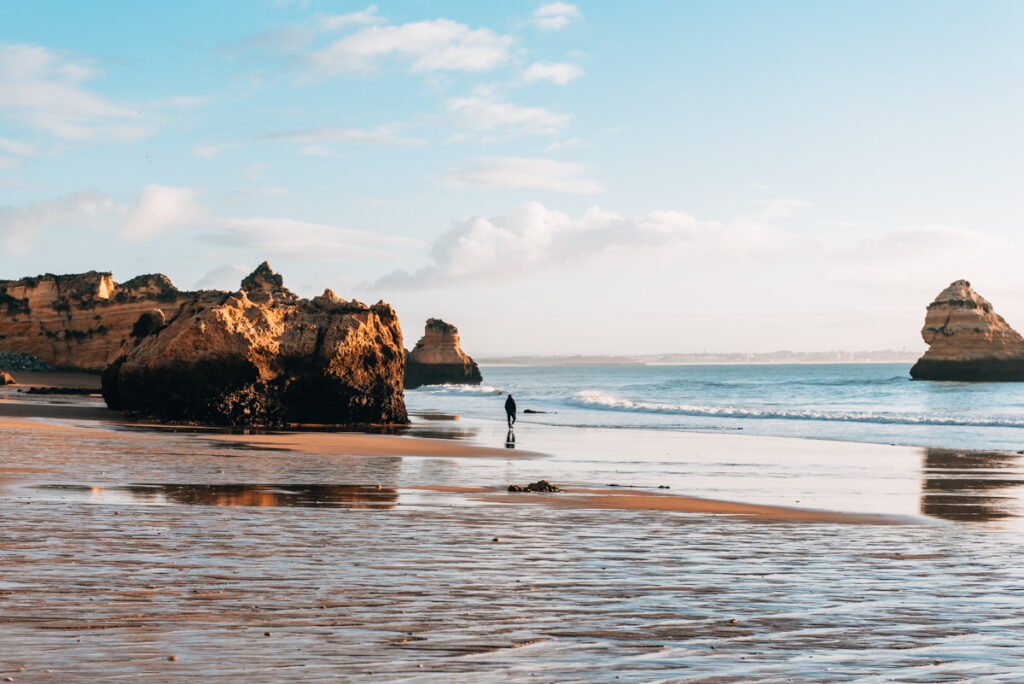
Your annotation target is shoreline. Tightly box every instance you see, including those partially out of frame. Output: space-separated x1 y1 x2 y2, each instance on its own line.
0 391 1011 524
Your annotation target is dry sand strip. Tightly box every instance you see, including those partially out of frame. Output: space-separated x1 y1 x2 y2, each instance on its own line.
210 431 544 459
411 486 921 525
9 371 101 389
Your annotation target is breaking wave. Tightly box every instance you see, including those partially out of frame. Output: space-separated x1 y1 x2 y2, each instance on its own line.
568 390 1024 428
411 383 504 397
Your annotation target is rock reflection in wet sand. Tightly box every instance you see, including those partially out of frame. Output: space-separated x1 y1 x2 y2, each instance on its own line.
28 483 398 509
921 448 1024 522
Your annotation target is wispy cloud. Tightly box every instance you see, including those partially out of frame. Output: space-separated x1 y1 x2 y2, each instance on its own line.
256 125 426 146
203 216 424 261
531 3 582 31
543 136 584 152
0 191 116 255
448 86 573 135
0 43 148 142
0 137 36 156
310 18 513 75
0 184 425 262
755 199 814 220
319 5 384 31
441 157 603 194
523 61 583 85
193 124 425 159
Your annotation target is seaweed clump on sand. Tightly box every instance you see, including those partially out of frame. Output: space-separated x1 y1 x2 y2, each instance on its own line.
507 480 562 493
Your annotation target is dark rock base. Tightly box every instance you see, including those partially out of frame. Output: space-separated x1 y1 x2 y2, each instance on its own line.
404 361 483 389
909 357 1024 382
103 357 408 427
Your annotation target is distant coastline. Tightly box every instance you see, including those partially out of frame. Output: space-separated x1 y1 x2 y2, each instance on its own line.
478 350 922 367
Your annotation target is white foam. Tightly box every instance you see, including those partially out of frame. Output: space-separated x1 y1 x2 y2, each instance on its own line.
411 383 504 397
568 390 1024 428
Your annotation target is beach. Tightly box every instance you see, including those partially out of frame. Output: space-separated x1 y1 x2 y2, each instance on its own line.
3 372 1024 681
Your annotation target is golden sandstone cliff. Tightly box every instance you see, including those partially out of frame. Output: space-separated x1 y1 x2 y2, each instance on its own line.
910 280 1024 381
0 270 198 370
404 318 483 389
102 263 408 426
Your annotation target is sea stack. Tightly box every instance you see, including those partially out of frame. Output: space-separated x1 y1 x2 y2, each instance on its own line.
0 270 201 370
102 262 408 426
404 318 483 389
909 280 1024 381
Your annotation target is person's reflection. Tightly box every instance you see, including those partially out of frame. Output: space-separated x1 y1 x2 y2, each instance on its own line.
505 428 516 449
921 448 1024 522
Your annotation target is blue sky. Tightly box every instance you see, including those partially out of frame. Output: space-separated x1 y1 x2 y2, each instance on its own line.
2 1 1024 354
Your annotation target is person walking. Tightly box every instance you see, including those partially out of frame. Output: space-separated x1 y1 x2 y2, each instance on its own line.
504 393 517 428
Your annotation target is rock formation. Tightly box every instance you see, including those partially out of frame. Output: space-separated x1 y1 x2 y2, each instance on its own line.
404 318 483 389
910 280 1024 381
0 270 201 370
0 370 14 385
102 262 408 427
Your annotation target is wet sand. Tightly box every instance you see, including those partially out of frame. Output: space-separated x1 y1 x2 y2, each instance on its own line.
413 486 912 524
3 390 1024 680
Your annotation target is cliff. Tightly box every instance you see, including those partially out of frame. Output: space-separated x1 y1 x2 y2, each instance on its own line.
404 318 483 389
102 263 408 427
909 279 1024 381
0 270 202 370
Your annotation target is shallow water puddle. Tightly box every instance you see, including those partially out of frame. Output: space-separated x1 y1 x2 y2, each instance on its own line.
24 483 399 509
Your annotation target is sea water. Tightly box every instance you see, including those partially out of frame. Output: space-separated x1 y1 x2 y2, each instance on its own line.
405 363 1024 452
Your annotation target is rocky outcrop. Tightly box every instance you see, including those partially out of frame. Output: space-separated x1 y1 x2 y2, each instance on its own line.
102 263 408 427
404 318 483 389
910 280 1024 381
0 270 202 370
0 370 14 385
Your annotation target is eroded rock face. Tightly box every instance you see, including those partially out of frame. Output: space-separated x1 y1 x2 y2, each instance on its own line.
404 318 483 389
0 270 201 370
102 264 408 426
0 370 14 385
910 280 1024 381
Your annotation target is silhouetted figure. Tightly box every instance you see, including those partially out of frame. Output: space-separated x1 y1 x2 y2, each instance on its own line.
505 428 516 449
505 394 516 428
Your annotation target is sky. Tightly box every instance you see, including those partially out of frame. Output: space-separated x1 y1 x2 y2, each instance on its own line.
2 1 1024 355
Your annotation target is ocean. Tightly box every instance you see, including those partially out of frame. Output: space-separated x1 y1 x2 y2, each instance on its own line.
405 363 1024 452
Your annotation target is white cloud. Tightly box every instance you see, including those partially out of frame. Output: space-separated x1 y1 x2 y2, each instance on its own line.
122 185 205 241
310 19 513 75
192 143 230 158
543 136 584 152
442 157 603 194
756 198 813 220
0 191 116 255
370 202 1012 293
0 137 35 156
299 144 332 156
448 86 573 135
0 185 424 262
202 216 424 261
523 61 583 85
257 125 426 145
193 125 424 159
374 202 721 288
0 43 148 142
320 6 383 30
532 3 582 31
